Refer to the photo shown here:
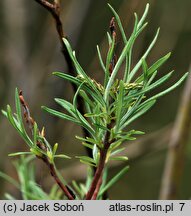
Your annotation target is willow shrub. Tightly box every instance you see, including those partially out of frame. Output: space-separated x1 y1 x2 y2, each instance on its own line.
1 4 188 200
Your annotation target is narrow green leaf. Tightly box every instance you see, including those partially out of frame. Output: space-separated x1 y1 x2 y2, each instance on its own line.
54 155 71 159
4 193 16 200
109 140 122 151
137 3 150 29
108 3 127 43
84 112 106 118
130 130 145 135
82 142 94 150
76 156 95 164
147 70 158 85
128 28 160 82
55 98 76 117
99 166 129 196
86 137 101 145
107 32 112 44
33 122 38 146
121 100 156 129
15 89 34 145
142 58 148 84
42 106 80 124
137 53 171 83
144 71 174 91
79 90 94 107
120 96 143 127
115 80 124 132
93 144 99 164
110 156 128 161
110 147 125 156
15 88 23 128
6 105 33 147
79 160 96 167
73 83 95 136
124 49 132 82
7 105 18 129
141 72 189 106
97 45 106 72
1 109 7 117
75 135 88 142
123 13 139 82
53 143 58 155
53 72 82 85
147 52 171 76
130 71 174 99
8 152 33 157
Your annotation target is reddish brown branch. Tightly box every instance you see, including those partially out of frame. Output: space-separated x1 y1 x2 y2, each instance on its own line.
19 90 74 200
91 175 103 200
85 151 106 199
43 158 75 200
86 124 113 200
34 0 73 71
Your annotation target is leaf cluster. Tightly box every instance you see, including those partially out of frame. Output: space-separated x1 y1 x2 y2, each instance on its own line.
43 4 188 167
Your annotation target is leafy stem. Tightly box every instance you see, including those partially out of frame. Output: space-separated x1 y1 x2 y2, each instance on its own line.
3 89 75 200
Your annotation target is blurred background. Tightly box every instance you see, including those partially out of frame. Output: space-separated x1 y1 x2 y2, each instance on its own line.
0 0 191 199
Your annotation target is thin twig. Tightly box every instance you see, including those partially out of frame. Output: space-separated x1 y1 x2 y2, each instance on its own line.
34 0 73 74
160 71 191 199
34 0 93 158
19 91 74 200
43 159 74 200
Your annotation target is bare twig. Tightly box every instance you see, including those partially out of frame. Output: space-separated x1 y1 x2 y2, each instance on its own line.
34 0 73 74
19 91 74 200
160 71 191 199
